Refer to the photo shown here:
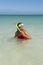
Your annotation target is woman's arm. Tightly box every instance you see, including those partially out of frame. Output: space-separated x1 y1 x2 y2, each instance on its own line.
14 31 18 38
14 31 21 38
21 29 32 39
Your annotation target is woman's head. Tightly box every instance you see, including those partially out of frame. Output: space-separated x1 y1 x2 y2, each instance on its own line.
16 22 24 32
17 22 24 28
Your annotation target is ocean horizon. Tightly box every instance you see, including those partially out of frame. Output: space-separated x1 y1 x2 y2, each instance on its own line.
0 14 43 15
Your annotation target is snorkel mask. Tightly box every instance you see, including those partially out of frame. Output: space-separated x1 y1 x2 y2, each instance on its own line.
16 23 24 32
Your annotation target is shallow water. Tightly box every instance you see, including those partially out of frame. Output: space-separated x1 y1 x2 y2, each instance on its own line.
0 15 43 65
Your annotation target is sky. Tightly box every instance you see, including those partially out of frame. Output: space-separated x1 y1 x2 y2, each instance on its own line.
0 0 43 15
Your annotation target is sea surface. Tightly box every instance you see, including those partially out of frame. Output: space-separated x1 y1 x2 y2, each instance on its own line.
0 15 43 65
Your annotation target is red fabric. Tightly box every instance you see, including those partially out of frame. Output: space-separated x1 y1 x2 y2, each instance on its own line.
18 35 27 39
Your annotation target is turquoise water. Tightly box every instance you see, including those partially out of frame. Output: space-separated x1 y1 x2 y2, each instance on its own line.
0 15 43 65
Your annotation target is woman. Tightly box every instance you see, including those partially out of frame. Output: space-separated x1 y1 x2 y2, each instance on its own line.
14 22 31 40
